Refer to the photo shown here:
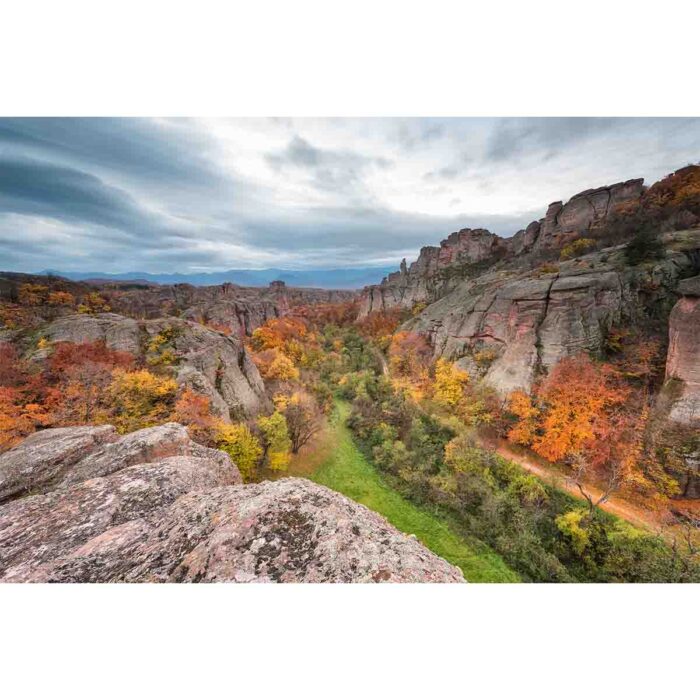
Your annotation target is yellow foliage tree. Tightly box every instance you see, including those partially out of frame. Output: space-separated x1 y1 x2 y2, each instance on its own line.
216 422 263 481
433 358 469 407
78 292 111 314
254 349 300 381
18 284 48 306
507 390 540 446
268 351 300 381
257 410 292 471
47 291 75 307
107 369 178 433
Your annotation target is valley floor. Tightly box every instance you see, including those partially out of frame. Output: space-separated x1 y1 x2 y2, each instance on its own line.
277 401 520 582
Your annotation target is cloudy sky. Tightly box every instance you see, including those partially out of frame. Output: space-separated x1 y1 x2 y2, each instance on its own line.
1 117 699 273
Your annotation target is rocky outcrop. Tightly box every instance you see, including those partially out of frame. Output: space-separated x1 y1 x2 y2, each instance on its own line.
107 281 357 336
360 228 507 316
0 272 357 337
404 237 700 395
664 275 700 425
531 179 645 252
45 312 142 354
0 456 240 582
41 313 269 419
360 177 648 317
0 427 464 583
0 422 240 505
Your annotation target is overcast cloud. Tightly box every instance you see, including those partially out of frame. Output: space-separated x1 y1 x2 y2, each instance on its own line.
1 117 699 273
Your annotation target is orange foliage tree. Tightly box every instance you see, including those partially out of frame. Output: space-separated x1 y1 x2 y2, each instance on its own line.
292 301 359 329
355 310 407 350
173 388 218 444
0 343 57 449
508 354 647 510
388 331 432 381
47 341 135 424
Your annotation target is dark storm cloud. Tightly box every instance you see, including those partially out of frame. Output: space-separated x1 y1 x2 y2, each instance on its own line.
0 157 161 235
0 118 229 190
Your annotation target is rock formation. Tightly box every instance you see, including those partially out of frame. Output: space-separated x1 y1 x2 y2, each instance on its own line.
360 176 649 317
0 272 357 338
105 280 357 336
530 179 645 252
40 312 269 419
0 425 464 583
0 422 238 505
402 238 699 395
663 275 700 425
361 228 508 315
360 166 700 397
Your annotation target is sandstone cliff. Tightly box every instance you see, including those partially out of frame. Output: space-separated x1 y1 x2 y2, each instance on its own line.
0 425 464 583
360 166 700 318
663 275 700 425
360 167 700 397
0 273 357 338
105 280 357 336
402 234 699 395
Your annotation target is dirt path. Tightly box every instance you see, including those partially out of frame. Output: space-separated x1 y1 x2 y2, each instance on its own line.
374 346 685 532
474 433 692 532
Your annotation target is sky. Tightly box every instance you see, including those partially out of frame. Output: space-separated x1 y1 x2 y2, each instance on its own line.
1 117 699 273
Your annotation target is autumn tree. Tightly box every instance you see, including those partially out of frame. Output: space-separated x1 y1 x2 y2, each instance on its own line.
0 343 58 448
276 391 322 453
174 388 217 444
78 292 111 314
508 354 644 511
252 348 300 382
107 369 178 433
18 284 49 306
250 317 311 360
355 310 407 350
48 341 135 424
47 291 75 307
605 326 663 393
560 237 596 260
388 331 432 380
216 423 263 481
257 410 292 470
292 301 359 329
433 358 470 408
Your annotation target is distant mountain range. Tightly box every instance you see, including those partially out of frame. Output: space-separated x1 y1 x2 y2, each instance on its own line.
39 266 396 290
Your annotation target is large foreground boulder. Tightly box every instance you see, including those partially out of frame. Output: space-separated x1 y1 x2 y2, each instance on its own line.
0 427 464 583
0 422 240 504
0 456 238 582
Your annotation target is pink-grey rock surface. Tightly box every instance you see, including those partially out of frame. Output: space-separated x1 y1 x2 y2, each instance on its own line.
0 426 464 583
664 275 700 425
401 243 698 395
0 422 239 504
